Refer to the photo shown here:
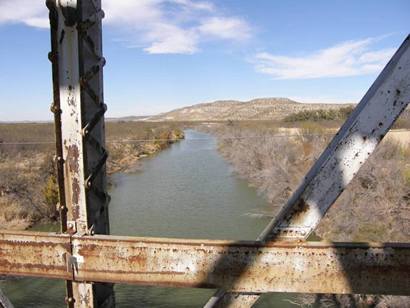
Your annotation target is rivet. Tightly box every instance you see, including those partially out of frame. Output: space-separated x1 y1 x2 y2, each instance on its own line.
65 296 74 303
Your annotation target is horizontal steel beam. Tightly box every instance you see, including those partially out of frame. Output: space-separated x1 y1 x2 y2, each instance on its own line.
0 231 409 295
0 231 71 280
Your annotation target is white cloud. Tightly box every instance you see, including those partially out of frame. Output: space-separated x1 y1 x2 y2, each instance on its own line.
0 0 251 55
0 1 48 29
143 23 199 54
198 17 251 41
254 38 395 79
104 0 251 54
171 0 214 12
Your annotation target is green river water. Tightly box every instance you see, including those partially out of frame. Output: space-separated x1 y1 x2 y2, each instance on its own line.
1 130 303 307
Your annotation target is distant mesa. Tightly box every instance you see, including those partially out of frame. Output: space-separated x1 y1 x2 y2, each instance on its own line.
144 97 355 122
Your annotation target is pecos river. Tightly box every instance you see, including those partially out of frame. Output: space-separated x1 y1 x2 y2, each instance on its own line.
1 130 300 307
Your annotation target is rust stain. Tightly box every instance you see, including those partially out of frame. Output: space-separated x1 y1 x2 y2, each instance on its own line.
284 199 310 224
71 177 80 217
128 254 147 267
1 231 409 295
67 145 80 173
66 144 81 218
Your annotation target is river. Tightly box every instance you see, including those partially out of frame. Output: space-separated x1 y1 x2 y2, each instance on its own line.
1 130 301 307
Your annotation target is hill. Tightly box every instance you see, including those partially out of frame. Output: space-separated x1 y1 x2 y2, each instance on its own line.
146 98 354 121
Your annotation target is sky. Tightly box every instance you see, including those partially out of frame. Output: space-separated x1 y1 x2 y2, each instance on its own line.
0 0 409 121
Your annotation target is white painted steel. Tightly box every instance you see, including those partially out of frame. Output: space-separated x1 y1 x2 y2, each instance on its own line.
55 1 95 306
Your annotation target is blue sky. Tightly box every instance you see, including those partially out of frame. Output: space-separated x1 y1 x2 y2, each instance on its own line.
0 0 409 121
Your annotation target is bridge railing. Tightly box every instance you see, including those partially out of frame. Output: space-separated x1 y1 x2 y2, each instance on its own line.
0 1 409 307
0 230 409 295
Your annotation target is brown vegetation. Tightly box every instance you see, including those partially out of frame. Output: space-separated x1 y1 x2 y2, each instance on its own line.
0 122 184 230
204 120 410 307
207 122 409 242
106 122 184 174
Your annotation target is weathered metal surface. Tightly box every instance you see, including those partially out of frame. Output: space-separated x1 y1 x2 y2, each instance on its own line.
71 236 410 295
49 0 88 228
47 0 68 234
0 287 14 308
48 0 94 306
207 34 410 307
0 231 409 295
0 231 71 280
77 0 111 238
47 0 113 306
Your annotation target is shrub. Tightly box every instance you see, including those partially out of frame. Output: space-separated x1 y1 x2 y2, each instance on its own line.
43 175 59 211
207 123 410 242
283 106 354 122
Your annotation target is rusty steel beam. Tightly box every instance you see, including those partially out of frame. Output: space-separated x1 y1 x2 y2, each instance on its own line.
207 34 410 307
0 231 409 296
0 231 71 280
47 0 113 307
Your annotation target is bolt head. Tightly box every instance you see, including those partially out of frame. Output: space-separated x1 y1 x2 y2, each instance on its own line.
65 296 74 303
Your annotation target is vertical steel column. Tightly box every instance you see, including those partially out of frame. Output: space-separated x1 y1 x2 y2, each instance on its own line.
47 0 114 307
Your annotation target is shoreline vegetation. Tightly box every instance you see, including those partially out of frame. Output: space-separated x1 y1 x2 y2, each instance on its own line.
199 108 410 307
205 123 410 242
1 108 409 306
201 108 410 242
0 122 184 231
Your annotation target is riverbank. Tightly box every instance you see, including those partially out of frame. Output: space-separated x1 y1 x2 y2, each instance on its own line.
0 122 184 231
202 123 410 307
107 129 184 175
202 123 410 242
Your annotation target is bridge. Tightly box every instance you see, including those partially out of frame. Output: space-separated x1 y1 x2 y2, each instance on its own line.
0 1 409 307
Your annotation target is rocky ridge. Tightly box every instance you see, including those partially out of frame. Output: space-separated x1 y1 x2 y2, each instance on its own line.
148 98 354 121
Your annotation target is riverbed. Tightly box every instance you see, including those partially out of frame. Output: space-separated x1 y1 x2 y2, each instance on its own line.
1 130 300 307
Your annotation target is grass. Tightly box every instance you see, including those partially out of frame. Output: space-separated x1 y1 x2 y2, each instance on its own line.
0 121 185 230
